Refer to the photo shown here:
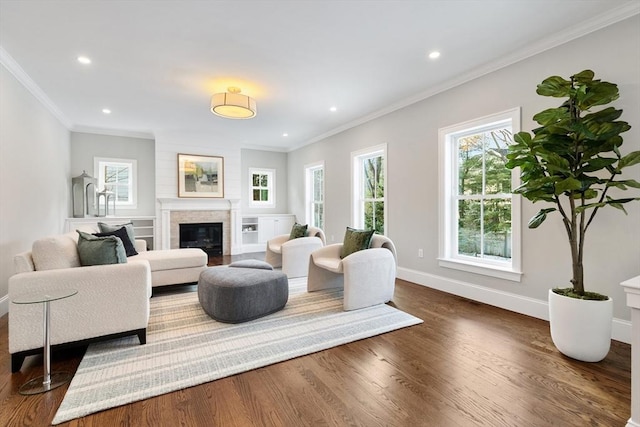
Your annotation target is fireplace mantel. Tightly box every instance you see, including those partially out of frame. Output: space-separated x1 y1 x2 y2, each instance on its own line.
157 198 240 211
157 198 242 254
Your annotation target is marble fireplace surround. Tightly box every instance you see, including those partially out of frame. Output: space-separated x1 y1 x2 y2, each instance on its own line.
158 198 242 255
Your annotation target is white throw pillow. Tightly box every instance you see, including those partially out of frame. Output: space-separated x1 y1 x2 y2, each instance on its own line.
31 232 81 270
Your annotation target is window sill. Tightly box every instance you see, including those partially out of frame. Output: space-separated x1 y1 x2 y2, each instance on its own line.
438 258 522 282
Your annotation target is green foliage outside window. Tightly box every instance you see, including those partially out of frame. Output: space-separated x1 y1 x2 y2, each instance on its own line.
363 156 384 234
457 128 512 260
252 173 270 202
312 168 324 228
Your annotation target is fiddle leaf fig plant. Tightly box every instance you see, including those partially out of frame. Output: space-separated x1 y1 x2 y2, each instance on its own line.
506 70 640 299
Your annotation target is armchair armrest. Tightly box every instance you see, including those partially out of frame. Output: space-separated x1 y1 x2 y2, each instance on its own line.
282 236 322 250
267 234 290 251
310 243 343 260
342 248 396 310
281 236 324 278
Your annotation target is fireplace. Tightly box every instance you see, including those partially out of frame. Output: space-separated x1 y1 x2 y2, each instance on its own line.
179 222 223 255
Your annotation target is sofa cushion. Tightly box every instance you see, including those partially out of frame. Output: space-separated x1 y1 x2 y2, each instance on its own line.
31 232 81 271
98 221 136 245
94 226 138 257
340 227 374 259
77 230 127 266
289 223 308 239
131 248 207 272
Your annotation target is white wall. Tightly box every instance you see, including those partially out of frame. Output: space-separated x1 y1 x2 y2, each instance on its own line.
241 149 290 215
287 15 640 325
154 131 242 201
70 132 156 216
0 64 70 315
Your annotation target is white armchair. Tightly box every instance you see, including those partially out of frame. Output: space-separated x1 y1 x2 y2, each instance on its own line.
307 234 397 311
265 227 326 278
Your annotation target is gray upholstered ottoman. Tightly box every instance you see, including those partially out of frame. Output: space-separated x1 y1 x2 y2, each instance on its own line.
198 264 288 323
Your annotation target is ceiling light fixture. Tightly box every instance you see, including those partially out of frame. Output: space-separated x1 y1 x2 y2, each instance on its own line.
210 87 256 119
77 56 91 64
102 109 111 114
329 106 337 112
282 133 288 137
428 51 441 59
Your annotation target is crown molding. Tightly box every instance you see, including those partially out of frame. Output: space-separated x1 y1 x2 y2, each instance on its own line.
0 46 72 129
71 125 155 140
291 3 640 152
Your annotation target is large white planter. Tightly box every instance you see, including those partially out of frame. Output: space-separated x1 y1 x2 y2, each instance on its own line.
548 289 613 362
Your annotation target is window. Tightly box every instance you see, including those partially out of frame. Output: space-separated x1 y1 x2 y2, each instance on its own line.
249 168 275 207
438 108 522 281
94 157 137 208
305 162 324 229
352 144 386 234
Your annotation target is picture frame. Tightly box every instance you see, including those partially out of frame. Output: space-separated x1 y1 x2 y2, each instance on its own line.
177 154 224 198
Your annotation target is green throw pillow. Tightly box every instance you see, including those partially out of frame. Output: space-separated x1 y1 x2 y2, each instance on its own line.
76 230 127 266
340 227 374 259
98 221 136 245
289 223 308 239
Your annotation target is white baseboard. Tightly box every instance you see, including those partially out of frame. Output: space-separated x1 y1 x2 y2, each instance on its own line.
242 243 266 253
397 267 631 345
626 418 640 427
0 294 8 318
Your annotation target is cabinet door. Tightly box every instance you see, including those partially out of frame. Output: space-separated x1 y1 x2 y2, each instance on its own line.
258 217 276 243
275 216 295 235
257 216 295 243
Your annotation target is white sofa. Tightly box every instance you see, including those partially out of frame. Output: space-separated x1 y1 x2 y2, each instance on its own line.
9 226 208 372
265 227 326 278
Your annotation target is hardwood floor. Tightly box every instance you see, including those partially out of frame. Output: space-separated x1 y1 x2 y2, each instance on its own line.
0 254 631 426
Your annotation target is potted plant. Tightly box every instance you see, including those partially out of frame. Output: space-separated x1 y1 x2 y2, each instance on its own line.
506 70 640 362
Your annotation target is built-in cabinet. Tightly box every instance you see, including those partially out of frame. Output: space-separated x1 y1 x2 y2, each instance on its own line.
65 217 156 250
242 214 295 253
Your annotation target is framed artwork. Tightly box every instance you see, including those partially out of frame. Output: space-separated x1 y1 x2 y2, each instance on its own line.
177 154 224 198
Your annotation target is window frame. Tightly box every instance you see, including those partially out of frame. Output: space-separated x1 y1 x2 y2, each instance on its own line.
305 161 324 229
438 108 522 282
248 168 275 208
351 143 387 234
93 157 137 208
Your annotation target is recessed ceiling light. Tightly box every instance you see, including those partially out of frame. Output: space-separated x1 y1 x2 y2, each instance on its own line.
282 133 288 137
102 109 111 114
428 51 441 59
77 56 92 64
329 106 337 112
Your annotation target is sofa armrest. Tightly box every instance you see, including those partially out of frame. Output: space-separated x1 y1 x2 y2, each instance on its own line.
8 261 152 354
135 239 148 252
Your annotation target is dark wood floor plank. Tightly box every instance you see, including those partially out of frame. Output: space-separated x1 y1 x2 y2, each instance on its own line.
0 255 631 426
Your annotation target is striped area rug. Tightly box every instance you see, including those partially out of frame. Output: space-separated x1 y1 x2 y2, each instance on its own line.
53 277 422 424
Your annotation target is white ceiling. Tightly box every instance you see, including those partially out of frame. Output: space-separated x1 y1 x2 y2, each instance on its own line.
1 1 638 151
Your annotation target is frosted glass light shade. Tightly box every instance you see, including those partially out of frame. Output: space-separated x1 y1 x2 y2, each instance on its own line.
210 90 257 119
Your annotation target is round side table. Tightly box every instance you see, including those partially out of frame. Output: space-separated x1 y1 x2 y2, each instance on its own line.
12 288 78 395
